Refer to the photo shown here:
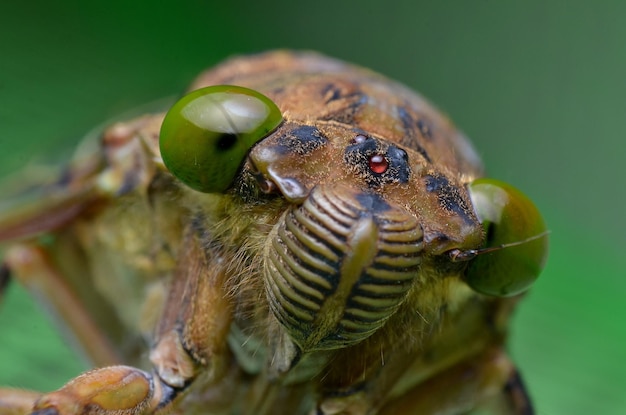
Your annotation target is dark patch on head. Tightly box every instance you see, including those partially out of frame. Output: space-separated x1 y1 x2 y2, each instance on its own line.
272 86 285 95
397 106 414 130
216 133 238 151
344 134 410 187
425 174 474 224
425 174 448 193
386 146 410 182
424 231 450 245
277 125 327 155
417 119 433 140
396 106 432 163
355 191 391 215
320 91 368 124
31 409 60 415
322 83 343 103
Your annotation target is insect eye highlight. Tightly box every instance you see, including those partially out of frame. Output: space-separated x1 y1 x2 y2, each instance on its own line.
159 85 283 193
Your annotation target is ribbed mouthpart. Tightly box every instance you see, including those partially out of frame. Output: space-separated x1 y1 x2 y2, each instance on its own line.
265 184 423 350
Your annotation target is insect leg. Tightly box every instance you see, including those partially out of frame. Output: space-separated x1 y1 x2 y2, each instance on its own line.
376 347 526 415
25 366 174 415
0 367 173 415
0 226 233 415
0 263 10 303
0 389 42 415
500 369 535 415
3 244 123 366
150 223 233 389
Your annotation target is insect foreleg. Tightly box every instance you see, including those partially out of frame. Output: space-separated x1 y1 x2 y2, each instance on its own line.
27 366 174 415
150 223 233 389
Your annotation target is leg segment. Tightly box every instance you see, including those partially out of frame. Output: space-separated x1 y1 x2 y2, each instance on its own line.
377 347 533 415
30 367 175 415
0 367 178 415
3 244 122 366
0 226 232 415
501 370 534 415
0 390 41 415
0 264 10 302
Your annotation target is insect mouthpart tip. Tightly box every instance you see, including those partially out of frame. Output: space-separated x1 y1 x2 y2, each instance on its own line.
449 248 478 262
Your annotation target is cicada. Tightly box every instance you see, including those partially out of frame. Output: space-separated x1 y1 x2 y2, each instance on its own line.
0 51 548 415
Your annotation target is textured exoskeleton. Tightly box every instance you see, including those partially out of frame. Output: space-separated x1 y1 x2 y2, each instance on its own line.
0 51 547 415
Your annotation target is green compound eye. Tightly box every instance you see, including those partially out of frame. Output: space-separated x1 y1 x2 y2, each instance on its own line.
457 178 549 297
159 85 283 193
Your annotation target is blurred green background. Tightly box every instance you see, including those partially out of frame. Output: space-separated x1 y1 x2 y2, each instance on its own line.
1 1 624 414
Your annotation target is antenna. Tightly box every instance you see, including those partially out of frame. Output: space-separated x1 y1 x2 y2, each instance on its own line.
448 230 550 262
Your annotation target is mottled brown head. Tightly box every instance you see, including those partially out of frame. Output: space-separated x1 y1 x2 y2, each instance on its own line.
247 118 483 351
181 51 486 352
